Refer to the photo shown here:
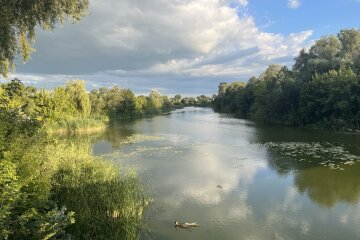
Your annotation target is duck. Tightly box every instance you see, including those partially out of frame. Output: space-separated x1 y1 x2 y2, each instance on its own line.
175 221 200 228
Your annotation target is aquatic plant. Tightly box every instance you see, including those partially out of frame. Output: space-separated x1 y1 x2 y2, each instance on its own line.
263 141 360 170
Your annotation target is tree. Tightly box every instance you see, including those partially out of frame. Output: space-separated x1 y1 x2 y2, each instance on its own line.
300 68 360 129
309 36 341 60
173 94 182 104
66 80 91 117
149 90 164 110
258 64 282 81
218 82 228 95
116 89 136 117
338 29 360 71
135 95 148 115
89 88 107 116
338 29 360 53
0 0 89 77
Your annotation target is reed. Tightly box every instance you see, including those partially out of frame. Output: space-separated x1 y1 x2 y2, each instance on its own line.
45 117 109 135
48 141 149 240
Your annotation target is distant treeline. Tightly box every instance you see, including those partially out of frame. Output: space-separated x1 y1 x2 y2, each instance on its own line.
89 88 213 118
0 79 212 133
214 28 360 132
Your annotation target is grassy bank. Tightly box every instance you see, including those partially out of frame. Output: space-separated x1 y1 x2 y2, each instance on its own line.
0 110 148 239
49 141 149 239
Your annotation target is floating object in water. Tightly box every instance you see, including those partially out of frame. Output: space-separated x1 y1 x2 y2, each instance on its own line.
216 185 223 189
175 221 200 229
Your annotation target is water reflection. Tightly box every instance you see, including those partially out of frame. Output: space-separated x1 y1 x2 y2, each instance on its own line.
88 107 360 239
252 123 360 208
295 165 360 207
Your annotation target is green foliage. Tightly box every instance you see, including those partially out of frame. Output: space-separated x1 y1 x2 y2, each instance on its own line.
89 88 108 116
45 141 147 240
214 28 360 131
65 80 91 118
0 104 147 239
0 161 20 239
14 207 74 240
0 108 74 239
51 143 147 239
179 95 213 108
300 68 360 129
51 86 77 120
89 87 180 119
0 0 89 77
149 90 164 111
0 78 152 239
2 79 207 134
174 94 181 104
135 95 149 114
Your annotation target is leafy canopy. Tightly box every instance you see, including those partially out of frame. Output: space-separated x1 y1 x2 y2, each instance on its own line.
0 0 89 77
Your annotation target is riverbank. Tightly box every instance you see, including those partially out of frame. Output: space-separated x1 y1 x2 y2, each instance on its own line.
0 108 149 239
227 111 360 135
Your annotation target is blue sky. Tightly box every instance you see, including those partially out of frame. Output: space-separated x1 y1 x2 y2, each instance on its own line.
2 0 360 95
247 0 360 37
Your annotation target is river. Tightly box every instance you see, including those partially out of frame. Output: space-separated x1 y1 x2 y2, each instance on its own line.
91 107 360 240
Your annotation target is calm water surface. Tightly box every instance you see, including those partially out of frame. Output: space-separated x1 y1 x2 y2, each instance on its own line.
92 107 360 240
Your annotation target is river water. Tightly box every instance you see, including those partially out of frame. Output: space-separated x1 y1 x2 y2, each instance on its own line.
92 107 360 240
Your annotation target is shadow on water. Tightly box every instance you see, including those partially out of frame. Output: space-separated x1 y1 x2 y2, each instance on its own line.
294 165 360 207
104 120 137 149
253 123 360 207
53 120 138 150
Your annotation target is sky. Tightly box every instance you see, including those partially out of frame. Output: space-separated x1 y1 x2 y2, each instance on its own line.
3 0 360 95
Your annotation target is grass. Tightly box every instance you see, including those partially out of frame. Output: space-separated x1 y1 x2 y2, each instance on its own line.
45 116 109 135
47 140 149 240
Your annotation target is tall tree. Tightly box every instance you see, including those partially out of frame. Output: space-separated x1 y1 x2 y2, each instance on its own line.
66 80 91 117
0 0 89 77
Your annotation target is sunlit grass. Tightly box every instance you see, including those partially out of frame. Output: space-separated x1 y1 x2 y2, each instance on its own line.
45 116 109 134
47 141 149 239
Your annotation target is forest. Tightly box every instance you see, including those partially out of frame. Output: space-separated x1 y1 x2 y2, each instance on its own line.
214 29 360 132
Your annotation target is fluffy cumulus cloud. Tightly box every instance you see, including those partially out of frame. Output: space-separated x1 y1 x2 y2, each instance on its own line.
9 0 313 95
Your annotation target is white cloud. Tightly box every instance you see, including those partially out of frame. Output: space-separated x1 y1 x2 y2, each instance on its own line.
11 0 313 94
288 0 301 9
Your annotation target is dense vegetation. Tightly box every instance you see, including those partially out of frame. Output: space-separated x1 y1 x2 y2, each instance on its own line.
0 78 214 239
0 80 154 239
214 29 360 132
90 87 174 119
0 79 210 134
0 79 213 133
0 2 155 238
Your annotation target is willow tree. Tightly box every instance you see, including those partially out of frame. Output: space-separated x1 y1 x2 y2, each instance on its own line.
65 80 91 117
0 0 89 77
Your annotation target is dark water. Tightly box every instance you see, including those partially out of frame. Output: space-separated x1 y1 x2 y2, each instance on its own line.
91 107 360 240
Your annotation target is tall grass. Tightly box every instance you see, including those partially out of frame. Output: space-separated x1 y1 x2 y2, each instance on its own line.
45 116 109 135
47 141 149 240
1 121 148 239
